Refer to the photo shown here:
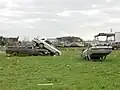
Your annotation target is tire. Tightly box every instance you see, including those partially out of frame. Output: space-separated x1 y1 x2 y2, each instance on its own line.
38 52 44 56
99 59 103 62
39 43 44 48
12 52 18 56
50 53 54 56
44 51 48 55
54 52 60 56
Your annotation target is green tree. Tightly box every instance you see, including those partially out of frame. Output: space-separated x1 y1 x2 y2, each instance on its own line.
0 41 6 46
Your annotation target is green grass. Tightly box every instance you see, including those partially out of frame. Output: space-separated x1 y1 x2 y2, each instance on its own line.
0 49 120 90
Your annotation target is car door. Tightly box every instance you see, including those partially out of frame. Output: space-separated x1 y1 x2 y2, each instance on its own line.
25 46 34 55
19 46 27 54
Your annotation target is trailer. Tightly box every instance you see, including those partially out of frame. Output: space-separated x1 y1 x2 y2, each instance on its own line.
112 32 120 50
115 32 120 42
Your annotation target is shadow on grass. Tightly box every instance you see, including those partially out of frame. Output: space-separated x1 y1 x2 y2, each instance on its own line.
75 56 109 63
5 54 31 57
5 54 56 58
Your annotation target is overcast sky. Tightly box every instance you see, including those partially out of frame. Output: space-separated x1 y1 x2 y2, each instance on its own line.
0 0 120 40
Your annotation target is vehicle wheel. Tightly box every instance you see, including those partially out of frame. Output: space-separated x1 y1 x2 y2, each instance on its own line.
112 48 114 50
38 52 44 56
44 51 48 56
50 53 54 56
54 52 60 56
12 52 18 56
99 59 103 62
39 43 44 48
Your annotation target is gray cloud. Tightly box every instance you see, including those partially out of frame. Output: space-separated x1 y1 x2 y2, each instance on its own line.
0 0 120 40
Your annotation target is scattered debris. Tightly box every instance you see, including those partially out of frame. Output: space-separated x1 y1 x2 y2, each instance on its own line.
7 57 10 60
66 64 70 67
37 83 54 86
114 55 117 57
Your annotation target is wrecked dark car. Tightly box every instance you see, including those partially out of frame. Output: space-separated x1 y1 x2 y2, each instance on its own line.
6 46 50 56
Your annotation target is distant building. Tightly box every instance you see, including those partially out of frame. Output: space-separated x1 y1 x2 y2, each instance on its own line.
85 40 93 44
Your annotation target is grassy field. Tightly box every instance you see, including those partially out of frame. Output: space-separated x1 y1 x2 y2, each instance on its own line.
0 48 120 90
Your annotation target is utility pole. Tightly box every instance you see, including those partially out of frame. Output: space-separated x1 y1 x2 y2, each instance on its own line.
110 28 112 33
110 28 113 41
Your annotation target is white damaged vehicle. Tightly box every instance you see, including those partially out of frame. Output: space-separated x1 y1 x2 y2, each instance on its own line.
81 44 112 61
32 38 61 56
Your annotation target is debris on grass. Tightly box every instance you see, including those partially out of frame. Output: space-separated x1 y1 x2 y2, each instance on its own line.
114 55 117 57
66 64 70 67
37 83 54 86
7 57 10 60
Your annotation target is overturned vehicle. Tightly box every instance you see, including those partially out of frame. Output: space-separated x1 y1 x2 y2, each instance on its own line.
81 32 114 61
81 44 112 60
